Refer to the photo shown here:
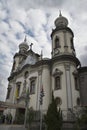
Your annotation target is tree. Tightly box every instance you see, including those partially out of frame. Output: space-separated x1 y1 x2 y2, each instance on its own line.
77 107 87 129
44 92 63 130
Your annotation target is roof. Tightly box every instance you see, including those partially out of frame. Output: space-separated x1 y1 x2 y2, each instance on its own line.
78 66 87 73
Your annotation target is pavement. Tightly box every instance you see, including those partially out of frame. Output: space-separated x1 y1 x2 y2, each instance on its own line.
0 124 26 130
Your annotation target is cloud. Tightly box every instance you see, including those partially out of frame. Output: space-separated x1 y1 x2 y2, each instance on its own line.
0 74 7 101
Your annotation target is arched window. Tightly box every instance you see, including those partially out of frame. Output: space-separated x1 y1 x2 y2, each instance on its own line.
55 97 62 106
55 76 61 90
30 80 35 94
29 77 37 94
71 38 74 50
55 36 60 48
53 68 63 90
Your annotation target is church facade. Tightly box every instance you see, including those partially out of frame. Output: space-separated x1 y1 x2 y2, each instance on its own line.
5 13 87 122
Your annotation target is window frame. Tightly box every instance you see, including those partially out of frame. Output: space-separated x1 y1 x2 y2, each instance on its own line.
55 76 61 90
29 77 36 94
55 97 62 106
54 36 60 49
53 68 63 91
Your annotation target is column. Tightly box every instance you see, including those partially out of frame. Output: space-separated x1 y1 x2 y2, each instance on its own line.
65 63 73 109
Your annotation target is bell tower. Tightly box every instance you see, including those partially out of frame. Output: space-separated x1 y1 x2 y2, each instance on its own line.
51 12 75 58
11 37 29 73
51 12 81 116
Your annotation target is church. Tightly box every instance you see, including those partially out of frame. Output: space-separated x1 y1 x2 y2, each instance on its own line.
4 12 87 123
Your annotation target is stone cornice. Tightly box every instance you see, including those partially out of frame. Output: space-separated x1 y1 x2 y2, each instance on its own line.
51 55 80 67
51 27 74 38
8 59 51 81
8 55 80 81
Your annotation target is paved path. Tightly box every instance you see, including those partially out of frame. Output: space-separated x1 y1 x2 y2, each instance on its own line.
0 125 26 130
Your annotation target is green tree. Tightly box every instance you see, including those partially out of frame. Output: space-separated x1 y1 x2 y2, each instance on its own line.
44 92 63 130
74 107 87 130
78 107 87 129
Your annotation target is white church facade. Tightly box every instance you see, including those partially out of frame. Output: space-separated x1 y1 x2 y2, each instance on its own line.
5 13 86 122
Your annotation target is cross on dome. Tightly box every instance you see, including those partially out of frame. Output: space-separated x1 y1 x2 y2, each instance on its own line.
30 43 33 50
59 10 62 17
54 11 68 27
24 35 27 42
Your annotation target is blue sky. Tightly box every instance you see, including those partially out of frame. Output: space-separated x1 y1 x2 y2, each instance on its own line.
0 0 87 101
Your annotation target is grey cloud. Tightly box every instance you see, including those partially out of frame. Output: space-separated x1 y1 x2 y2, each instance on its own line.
84 46 87 51
7 0 64 9
0 75 7 101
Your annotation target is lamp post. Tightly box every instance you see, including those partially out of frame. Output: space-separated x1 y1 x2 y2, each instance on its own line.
24 87 30 127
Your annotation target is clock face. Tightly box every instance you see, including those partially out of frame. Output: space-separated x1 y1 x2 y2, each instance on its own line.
54 48 59 55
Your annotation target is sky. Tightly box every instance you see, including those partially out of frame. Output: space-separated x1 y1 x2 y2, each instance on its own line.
0 0 87 101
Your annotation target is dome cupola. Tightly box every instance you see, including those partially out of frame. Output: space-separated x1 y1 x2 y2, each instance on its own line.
55 11 68 28
19 36 29 53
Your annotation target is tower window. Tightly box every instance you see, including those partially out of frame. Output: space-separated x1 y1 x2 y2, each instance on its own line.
30 80 36 94
55 76 61 90
71 38 74 50
55 36 60 48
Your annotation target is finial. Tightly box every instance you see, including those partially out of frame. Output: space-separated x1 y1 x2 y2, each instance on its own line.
59 10 62 17
30 43 33 50
24 35 27 42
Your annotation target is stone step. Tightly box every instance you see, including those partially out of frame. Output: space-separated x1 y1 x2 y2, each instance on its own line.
0 125 26 130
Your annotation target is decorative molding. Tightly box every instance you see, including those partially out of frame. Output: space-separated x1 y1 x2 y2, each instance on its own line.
72 70 78 76
8 55 80 81
53 68 63 77
54 48 60 55
51 26 74 38
29 76 37 81
38 69 42 75
64 63 70 71
16 81 21 85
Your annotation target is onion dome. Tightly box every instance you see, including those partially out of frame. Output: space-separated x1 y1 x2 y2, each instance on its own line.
19 36 29 52
55 11 68 28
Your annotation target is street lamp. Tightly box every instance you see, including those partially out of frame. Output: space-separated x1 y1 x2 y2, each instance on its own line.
24 87 30 127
